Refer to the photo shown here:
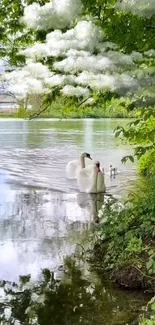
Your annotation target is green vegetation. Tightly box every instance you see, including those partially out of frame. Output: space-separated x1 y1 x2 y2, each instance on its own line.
1 0 155 119
1 0 155 323
0 99 131 119
1 94 136 119
139 296 155 324
138 149 155 176
92 156 155 323
93 176 155 287
92 100 155 324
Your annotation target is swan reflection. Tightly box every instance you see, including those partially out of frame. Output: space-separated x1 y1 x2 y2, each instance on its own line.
0 189 94 281
77 192 105 222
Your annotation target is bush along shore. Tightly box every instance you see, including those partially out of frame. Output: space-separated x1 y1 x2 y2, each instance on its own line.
90 152 155 325
0 98 134 119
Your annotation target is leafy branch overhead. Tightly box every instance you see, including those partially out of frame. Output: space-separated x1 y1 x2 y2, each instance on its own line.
1 0 155 101
115 107 155 162
0 0 155 163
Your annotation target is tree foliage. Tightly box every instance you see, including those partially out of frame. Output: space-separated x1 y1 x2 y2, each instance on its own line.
115 106 155 163
0 0 155 165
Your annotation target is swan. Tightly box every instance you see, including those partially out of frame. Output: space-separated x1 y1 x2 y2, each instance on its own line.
66 152 93 179
102 165 118 178
77 161 106 194
109 165 118 177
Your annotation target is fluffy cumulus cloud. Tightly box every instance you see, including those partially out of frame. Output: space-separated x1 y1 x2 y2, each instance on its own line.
23 0 83 30
115 0 155 16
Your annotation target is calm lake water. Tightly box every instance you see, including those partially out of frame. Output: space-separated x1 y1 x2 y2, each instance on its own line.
0 118 149 324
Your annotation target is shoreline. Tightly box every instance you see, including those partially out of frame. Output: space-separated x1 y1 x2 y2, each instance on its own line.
0 105 133 119
90 173 155 324
0 113 134 119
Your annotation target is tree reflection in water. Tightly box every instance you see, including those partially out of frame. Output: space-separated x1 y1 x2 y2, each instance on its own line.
0 258 149 325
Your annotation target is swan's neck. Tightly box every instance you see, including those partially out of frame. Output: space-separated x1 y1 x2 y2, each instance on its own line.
91 168 98 192
80 155 85 168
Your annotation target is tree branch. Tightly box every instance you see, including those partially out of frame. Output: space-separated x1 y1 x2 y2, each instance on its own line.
77 96 92 107
29 104 50 120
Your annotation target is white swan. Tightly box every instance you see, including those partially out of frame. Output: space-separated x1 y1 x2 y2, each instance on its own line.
66 152 93 179
109 165 118 178
110 165 118 176
77 161 106 194
102 165 118 178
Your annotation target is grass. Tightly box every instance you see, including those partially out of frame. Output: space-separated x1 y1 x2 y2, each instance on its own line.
0 101 132 119
91 167 155 292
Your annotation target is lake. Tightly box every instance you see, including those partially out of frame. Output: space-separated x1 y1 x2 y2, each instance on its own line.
0 118 148 325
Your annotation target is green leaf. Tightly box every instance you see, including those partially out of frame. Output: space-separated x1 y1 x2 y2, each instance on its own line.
146 258 154 271
149 297 155 311
121 155 134 164
128 155 134 163
115 130 122 138
121 156 128 164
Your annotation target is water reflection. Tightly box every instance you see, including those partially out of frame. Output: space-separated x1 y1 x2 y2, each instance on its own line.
0 118 147 324
0 186 96 281
0 118 136 281
0 185 106 281
77 193 105 222
0 264 150 325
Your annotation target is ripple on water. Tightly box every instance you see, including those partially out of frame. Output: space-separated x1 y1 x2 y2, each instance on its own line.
0 147 136 194
0 118 136 281
0 119 148 325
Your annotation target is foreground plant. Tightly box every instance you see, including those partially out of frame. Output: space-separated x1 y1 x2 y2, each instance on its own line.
94 175 155 289
139 296 155 325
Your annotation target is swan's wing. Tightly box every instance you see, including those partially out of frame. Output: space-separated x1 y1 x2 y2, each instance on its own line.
77 168 94 193
83 165 93 176
97 172 106 193
66 159 79 179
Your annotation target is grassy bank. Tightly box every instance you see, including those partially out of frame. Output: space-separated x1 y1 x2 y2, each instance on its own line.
0 100 132 119
91 152 155 324
92 175 155 290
